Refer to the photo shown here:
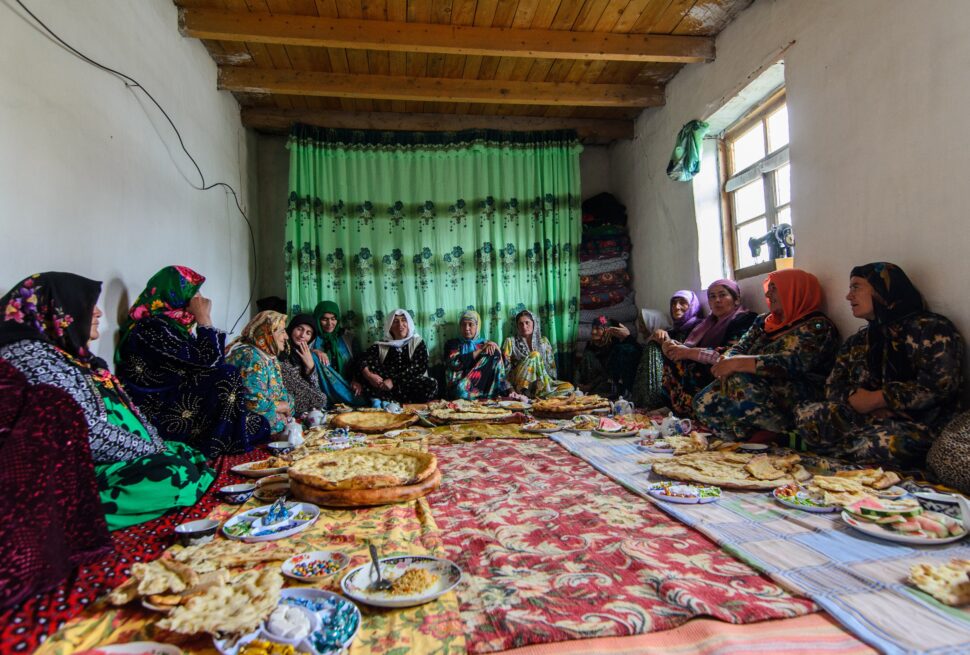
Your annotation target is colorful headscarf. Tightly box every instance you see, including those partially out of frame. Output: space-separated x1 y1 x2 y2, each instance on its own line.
510 309 542 361
116 266 205 362
457 309 484 355
670 290 703 333
234 311 288 357
313 300 349 373
283 313 316 366
763 269 823 334
850 262 927 383
0 272 102 362
591 315 614 346
685 279 747 348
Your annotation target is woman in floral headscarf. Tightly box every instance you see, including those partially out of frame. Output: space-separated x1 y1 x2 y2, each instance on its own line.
116 266 268 456
797 263 963 468
309 300 366 407
444 309 510 400
501 309 573 398
0 273 214 531
226 311 294 435
694 269 840 442
357 309 438 404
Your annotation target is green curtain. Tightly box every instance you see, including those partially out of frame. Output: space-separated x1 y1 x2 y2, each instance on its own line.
284 126 582 371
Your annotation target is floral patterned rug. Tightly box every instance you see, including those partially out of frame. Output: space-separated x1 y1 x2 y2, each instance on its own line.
428 439 818 653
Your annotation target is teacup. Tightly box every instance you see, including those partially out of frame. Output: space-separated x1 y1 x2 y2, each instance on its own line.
218 483 256 505
660 415 692 437
174 519 219 546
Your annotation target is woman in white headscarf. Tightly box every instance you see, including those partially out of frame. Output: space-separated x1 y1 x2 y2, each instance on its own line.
633 308 671 409
357 309 438 403
501 309 573 398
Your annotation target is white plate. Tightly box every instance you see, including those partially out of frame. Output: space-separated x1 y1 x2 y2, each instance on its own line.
522 424 562 434
872 485 909 500
253 479 290 503
772 488 838 513
222 502 319 542
83 643 182 655
341 555 462 608
593 429 640 439
648 489 719 504
841 511 968 545
231 459 289 479
281 550 350 582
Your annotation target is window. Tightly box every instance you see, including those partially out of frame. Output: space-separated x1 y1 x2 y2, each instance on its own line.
721 91 791 273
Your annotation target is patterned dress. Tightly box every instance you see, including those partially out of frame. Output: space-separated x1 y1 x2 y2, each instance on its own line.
358 339 438 403
226 344 294 434
693 313 840 438
443 339 509 400
796 313 963 467
663 311 757 417
117 317 269 456
501 336 573 398
278 357 328 415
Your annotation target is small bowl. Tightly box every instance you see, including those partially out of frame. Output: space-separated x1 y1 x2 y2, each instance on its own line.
174 519 219 547
267 441 294 456
281 550 350 582
261 604 320 646
218 483 256 505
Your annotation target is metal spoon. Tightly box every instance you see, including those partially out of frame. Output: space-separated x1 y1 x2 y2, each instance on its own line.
368 543 392 592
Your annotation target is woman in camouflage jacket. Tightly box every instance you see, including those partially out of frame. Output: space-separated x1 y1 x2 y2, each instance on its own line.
796 262 964 468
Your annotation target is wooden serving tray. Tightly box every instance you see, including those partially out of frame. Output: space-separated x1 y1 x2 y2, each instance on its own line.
290 468 442 507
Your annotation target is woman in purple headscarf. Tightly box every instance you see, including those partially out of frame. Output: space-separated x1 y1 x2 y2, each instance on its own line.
661 280 757 416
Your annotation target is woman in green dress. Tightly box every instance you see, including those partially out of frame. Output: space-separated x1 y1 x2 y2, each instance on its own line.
0 273 214 530
310 300 367 406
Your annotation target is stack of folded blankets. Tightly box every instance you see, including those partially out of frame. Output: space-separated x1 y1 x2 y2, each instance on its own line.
577 193 639 347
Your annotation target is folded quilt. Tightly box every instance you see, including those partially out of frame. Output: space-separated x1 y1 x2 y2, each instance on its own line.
581 270 631 289
578 256 629 276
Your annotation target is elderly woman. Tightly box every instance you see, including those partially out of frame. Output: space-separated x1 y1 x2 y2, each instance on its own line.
693 269 839 441
796 263 963 467
631 291 702 409
444 309 510 400
357 309 438 404
661 280 757 417
0 273 214 530
501 309 573 398
576 316 641 398
116 266 268 456
226 311 294 435
278 314 328 415
310 300 366 407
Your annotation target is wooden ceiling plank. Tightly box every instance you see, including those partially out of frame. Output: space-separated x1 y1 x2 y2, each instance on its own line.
450 0 478 24
673 0 751 36
431 0 455 23
492 0 519 26
180 8 715 62
409 0 433 23
550 0 586 30
473 0 500 26
510 0 539 28
241 106 634 140
622 0 671 32
312 0 340 16
387 0 407 21
219 67 665 106
530 0 564 28
571 0 612 31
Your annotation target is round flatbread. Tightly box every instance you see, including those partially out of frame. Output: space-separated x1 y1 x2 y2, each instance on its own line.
330 411 418 434
288 448 437 491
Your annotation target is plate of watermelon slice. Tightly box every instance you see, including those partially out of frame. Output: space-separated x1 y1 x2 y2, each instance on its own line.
592 417 640 439
841 496 967 545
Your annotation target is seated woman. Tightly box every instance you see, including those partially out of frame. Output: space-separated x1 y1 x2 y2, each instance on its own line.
576 316 641 398
796 263 963 468
632 292 702 409
226 311 294 435
501 310 573 398
358 309 438 404
278 314 328 415
661 280 757 417
694 269 840 441
310 300 367 407
0 273 213 530
116 265 268 456
444 310 510 400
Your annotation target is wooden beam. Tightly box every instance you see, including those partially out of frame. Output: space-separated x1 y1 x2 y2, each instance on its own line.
219 68 663 108
180 8 714 64
240 107 635 142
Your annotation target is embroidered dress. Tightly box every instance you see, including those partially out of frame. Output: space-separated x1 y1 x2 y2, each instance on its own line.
444 310 509 400
116 266 267 456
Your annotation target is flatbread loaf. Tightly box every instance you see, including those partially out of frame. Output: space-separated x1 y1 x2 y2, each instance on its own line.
427 400 513 423
532 394 611 417
651 451 810 490
288 447 437 491
172 540 299 573
158 568 283 637
330 411 418 433
909 559 970 606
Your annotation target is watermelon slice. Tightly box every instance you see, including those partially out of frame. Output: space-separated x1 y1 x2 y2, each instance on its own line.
914 514 949 538
597 417 624 432
848 497 922 518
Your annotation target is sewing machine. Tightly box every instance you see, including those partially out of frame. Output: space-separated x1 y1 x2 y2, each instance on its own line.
748 223 794 259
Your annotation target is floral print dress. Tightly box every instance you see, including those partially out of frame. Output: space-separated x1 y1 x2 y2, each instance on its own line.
226 344 294 434
444 338 510 400
501 336 573 398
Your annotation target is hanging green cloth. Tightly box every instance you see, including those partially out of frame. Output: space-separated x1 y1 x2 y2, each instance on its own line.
667 120 710 182
285 127 583 369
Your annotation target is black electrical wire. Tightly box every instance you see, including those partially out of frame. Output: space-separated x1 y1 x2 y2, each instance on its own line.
13 0 258 332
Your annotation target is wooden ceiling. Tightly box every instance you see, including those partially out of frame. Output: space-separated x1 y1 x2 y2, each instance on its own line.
175 0 753 143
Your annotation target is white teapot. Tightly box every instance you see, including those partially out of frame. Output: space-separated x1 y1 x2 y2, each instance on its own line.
303 408 325 427
660 414 692 437
283 418 304 447
613 397 634 415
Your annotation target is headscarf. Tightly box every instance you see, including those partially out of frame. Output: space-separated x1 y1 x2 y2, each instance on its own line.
685 279 747 348
283 313 316 366
377 309 422 361
0 272 102 362
457 309 484 355
232 310 288 358
850 262 926 384
510 309 542 361
313 300 348 373
116 266 205 362
763 269 823 334
591 315 614 346
670 290 703 333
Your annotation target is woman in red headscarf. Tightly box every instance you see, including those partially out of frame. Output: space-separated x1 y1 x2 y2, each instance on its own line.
693 269 840 442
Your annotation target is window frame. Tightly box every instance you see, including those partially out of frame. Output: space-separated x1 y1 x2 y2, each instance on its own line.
719 89 791 278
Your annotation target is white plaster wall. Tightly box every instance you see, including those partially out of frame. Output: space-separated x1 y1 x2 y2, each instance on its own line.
0 0 256 364
612 0 970 345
